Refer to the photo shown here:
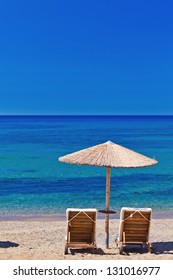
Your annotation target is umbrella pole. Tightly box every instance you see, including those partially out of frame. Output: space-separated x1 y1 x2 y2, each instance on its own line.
105 166 111 248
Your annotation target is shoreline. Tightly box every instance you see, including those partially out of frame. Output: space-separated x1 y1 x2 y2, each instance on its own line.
0 211 173 221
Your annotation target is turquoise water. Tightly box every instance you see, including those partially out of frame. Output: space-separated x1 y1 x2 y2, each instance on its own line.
0 115 173 217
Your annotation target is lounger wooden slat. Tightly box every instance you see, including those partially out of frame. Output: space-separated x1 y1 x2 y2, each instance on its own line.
65 208 97 254
115 207 152 254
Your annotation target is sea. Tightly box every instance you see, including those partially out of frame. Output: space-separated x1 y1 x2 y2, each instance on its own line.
0 115 173 219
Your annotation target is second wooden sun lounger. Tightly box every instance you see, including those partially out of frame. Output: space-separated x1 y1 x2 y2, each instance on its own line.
115 207 152 254
65 208 97 254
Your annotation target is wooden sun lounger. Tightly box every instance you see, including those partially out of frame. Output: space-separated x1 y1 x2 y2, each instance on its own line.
65 208 97 254
115 207 152 254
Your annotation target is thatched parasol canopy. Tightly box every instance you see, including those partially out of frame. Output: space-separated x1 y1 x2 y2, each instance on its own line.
59 140 157 168
58 140 158 248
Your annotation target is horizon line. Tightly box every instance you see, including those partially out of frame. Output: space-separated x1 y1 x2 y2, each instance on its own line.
0 114 173 117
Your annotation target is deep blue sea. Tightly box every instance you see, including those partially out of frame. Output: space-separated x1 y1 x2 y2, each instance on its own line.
0 115 173 218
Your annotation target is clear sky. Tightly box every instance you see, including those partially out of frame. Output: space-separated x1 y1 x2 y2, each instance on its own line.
0 0 172 115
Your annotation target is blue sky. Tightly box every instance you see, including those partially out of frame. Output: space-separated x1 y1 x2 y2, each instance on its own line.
0 0 173 115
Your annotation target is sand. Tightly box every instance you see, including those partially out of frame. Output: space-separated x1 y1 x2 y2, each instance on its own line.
0 218 173 260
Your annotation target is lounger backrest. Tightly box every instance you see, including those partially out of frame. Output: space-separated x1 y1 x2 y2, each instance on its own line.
66 208 97 243
119 207 152 244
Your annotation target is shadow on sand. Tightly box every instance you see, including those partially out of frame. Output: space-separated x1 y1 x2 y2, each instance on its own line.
70 242 173 256
113 242 173 256
69 248 107 255
152 242 173 255
0 241 19 249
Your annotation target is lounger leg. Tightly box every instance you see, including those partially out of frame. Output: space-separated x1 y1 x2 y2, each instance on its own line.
119 245 123 255
64 245 68 255
115 240 123 254
148 243 152 253
92 248 97 254
115 239 119 249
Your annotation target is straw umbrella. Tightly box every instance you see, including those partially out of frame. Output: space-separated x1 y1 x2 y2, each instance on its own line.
58 140 157 248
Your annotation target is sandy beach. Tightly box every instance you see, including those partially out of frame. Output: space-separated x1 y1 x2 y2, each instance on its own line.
0 218 173 260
